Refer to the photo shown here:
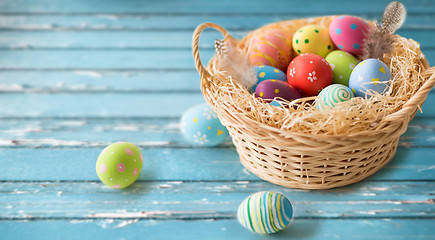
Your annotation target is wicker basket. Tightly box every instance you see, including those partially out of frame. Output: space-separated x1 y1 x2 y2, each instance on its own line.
192 16 435 189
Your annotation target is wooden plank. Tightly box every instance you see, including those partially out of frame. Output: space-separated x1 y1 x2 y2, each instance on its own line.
0 93 206 117
0 70 202 92
0 29 432 49
2 92 435 117
0 0 433 14
0 118 435 148
0 49 431 70
0 14 434 31
2 219 434 240
0 181 433 219
0 145 433 181
0 49 215 70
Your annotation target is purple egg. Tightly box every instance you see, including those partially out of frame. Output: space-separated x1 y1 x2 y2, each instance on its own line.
255 79 302 103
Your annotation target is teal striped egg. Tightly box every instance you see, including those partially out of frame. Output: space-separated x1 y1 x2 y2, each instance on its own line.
316 84 354 110
237 191 293 234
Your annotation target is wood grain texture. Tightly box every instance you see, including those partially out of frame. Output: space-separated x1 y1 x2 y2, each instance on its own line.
1 219 434 240
0 0 433 13
0 71 202 92
0 145 434 181
0 14 434 31
0 93 206 117
0 181 433 219
1 118 435 147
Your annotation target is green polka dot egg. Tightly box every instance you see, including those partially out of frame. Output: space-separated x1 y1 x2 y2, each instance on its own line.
325 50 360 86
292 24 334 57
316 84 354 110
96 142 143 189
181 103 229 146
237 191 293 234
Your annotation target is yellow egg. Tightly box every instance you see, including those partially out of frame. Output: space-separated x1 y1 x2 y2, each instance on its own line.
292 24 334 57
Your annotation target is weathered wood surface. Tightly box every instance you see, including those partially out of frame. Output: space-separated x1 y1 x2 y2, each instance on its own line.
2 219 433 240
1 0 434 239
0 181 434 219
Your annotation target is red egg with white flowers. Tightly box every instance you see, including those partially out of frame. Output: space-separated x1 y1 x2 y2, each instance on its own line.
287 53 333 96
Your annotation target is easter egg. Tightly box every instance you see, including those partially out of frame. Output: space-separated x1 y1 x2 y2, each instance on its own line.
237 191 293 234
255 79 302 103
181 103 229 146
325 50 360 86
349 58 392 98
292 24 334 57
316 84 354 110
96 142 143 189
249 29 293 71
251 65 287 92
287 53 333 96
329 15 371 56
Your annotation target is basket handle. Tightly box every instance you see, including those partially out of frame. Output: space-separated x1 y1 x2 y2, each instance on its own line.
383 66 435 122
192 22 231 80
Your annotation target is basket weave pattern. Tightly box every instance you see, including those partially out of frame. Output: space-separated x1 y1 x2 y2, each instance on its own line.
192 17 435 189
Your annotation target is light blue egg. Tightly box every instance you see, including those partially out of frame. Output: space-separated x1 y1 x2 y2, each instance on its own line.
180 103 229 146
251 65 287 92
349 59 392 98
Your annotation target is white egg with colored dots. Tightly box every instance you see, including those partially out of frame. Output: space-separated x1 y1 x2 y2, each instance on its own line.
96 142 143 189
349 59 392 98
181 103 229 146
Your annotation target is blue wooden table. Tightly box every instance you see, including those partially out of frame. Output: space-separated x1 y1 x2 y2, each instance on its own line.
1 0 434 239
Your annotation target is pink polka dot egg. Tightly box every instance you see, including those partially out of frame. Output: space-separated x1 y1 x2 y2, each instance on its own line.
96 142 143 189
329 15 371 56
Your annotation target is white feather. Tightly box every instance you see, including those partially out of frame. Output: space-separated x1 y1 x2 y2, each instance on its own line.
214 39 257 89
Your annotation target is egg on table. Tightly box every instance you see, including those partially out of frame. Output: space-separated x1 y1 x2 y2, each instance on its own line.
329 15 371 56
251 65 287 92
248 29 293 71
96 142 143 189
316 84 354 110
325 50 360 86
237 191 293 234
349 58 392 98
181 103 229 146
292 24 334 57
255 79 302 103
287 53 333 96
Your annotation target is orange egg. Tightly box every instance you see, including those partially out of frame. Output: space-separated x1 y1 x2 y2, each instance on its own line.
248 29 292 72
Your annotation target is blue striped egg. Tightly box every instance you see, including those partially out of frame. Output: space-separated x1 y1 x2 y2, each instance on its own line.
237 191 293 234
